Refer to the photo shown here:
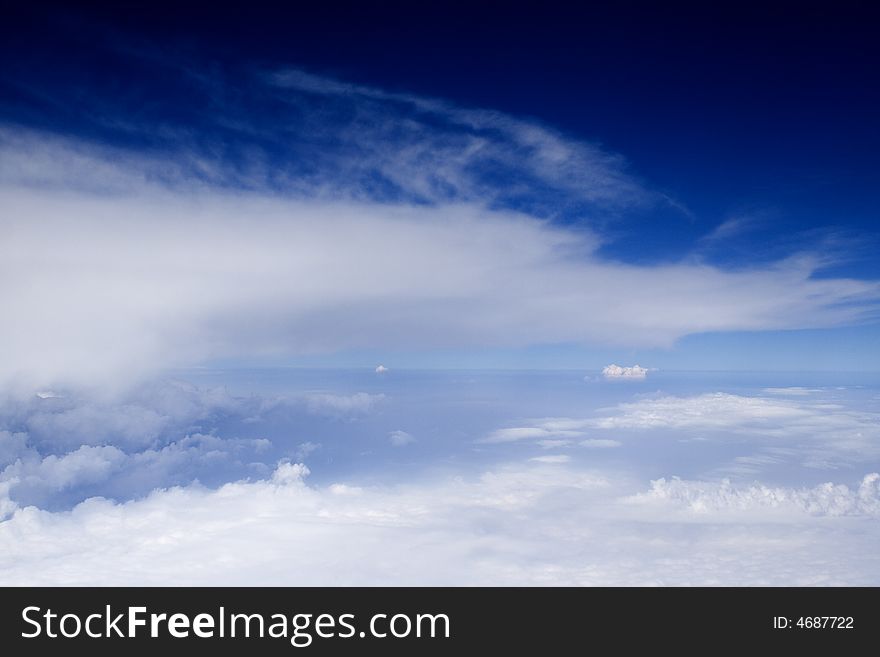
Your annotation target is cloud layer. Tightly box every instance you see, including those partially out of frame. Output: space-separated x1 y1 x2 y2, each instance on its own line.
2 460 877 586
1 67 879 389
591 391 880 470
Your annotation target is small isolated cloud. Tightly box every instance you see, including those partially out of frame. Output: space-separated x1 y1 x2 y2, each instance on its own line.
388 430 415 447
581 439 622 448
375 365 388 374
529 455 571 464
602 364 649 380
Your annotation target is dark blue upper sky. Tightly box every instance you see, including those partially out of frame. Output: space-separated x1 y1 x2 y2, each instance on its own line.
3 2 878 267
2 1 878 370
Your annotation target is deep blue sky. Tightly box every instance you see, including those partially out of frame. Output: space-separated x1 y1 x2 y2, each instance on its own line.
3 2 878 263
2 1 878 370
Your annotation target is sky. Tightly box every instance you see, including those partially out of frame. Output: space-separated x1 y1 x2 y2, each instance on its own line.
0 2 879 585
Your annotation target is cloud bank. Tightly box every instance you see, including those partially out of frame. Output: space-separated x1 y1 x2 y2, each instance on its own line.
481 389 880 474
1 68 878 389
2 460 877 586
628 473 880 517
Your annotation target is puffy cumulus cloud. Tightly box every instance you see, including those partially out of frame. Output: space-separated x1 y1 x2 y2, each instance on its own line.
628 473 880 518
0 380 340 509
1 461 878 585
1 65 878 391
374 365 388 374
0 380 241 453
9 445 126 493
602 364 649 380
1 433 274 510
388 430 415 447
270 461 311 486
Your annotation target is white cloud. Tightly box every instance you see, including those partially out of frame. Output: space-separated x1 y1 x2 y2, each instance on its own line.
592 391 880 471
270 461 310 486
1 461 878 585
593 392 810 430
267 68 652 212
2 380 242 451
529 455 571 464
388 430 415 447
762 387 819 396
1 432 273 509
374 365 388 373
9 444 127 492
0 96 877 391
602 364 649 380
580 439 622 448
628 473 880 518
482 425 585 443
485 391 880 473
